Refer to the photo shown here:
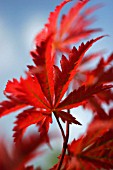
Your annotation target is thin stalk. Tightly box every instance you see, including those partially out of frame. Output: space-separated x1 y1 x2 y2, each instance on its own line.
54 90 70 169
56 121 70 170
54 111 65 140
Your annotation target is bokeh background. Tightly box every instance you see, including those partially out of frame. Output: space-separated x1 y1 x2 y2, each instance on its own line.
0 0 113 169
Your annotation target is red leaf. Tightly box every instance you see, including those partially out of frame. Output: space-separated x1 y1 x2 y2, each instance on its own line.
56 111 81 125
78 53 113 117
85 96 109 120
35 0 70 46
106 53 113 63
0 132 48 170
58 0 101 49
88 55 113 85
54 36 104 107
62 118 113 169
61 28 101 47
4 74 50 109
37 115 52 144
13 128 26 144
14 108 46 130
81 50 105 65
45 0 70 35
57 84 112 110
59 0 89 37
13 107 49 142
37 115 52 136
35 0 100 54
0 96 27 118
25 166 34 170
20 74 51 109
30 37 55 106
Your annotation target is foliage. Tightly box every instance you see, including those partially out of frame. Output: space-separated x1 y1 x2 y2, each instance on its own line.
0 0 113 169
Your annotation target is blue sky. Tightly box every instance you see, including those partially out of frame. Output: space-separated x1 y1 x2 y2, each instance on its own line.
0 0 113 168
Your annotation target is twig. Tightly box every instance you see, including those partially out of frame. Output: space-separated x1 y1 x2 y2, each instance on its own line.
53 111 65 140
56 121 70 170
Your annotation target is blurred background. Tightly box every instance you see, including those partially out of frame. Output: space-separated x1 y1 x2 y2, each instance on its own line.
0 0 113 169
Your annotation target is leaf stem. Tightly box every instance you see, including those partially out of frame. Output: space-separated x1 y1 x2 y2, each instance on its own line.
56 121 70 170
53 111 65 140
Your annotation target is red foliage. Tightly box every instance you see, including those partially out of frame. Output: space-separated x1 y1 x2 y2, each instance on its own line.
0 0 113 169
62 113 113 169
0 132 48 170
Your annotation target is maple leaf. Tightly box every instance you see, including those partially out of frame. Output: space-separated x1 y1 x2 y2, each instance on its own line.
84 53 113 86
0 95 27 118
56 84 112 110
13 107 47 143
54 36 105 106
29 36 55 106
35 0 101 54
80 50 106 66
58 0 101 48
73 53 113 119
0 35 112 142
34 0 70 46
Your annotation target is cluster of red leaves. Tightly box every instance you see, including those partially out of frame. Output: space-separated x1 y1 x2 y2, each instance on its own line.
0 132 47 170
51 110 113 169
0 0 113 169
35 0 101 53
